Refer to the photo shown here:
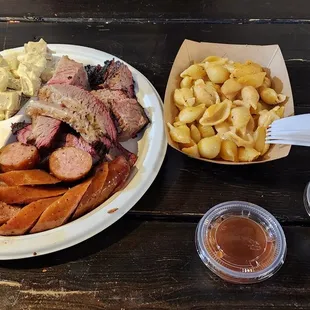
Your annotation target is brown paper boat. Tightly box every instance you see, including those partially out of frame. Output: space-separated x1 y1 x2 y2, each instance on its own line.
164 39 295 165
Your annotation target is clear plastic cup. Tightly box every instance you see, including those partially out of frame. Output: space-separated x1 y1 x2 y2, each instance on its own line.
195 201 287 284
304 182 310 216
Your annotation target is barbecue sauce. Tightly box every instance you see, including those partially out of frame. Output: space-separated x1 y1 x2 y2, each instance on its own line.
205 216 276 278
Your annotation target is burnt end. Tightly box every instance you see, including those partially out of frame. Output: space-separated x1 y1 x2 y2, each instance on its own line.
85 60 111 89
11 121 30 135
100 60 135 98
92 140 109 158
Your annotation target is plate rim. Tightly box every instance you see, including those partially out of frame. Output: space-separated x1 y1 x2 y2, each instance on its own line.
0 44 167 260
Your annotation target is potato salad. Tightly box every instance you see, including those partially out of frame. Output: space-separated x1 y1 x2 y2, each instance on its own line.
0 39 54 120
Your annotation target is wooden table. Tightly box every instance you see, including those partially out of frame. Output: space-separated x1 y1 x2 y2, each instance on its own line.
1 1 310 309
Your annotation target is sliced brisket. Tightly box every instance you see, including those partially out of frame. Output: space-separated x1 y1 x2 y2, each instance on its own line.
11 121 30 135
106 142 137 167
16 124 32 144
110 98 149 141
11 121 32 144
100 59 135 98
91 88 127 110
38 84 117 143
59 133 100 163
12 116 61 150
26 99 96 144
92 89 149 141
27 116 62 150
47 56 89 89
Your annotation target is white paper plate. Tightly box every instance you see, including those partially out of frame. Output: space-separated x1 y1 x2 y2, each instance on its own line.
0 44 167 259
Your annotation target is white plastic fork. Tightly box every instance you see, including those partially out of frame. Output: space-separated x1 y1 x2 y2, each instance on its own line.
266 114 310 147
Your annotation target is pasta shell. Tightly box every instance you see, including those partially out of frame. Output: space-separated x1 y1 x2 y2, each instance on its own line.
174 89 186 107
198 124 215 138
261 143 270 156
174 88 196 110
246 116 256 134
239 115 256 137
180 64 206 79
180 139 196 148
237 72 266 88
215 121 231 137
223 131 254 148
221 78 243 100
223 60 235 73
193 80 219 107
250 101 266 115
259 87 277 105
167 123 191 144
173 121 185 127
202 56 228 66
231 61 263 79
220 140 238 162
178 104 206 123
232 100 248 108
254 126 267 153
238 147 260 162
230 106 251 130
241 86 259 110
182 144 200 158
259 87 287 105
190 124 202 143
274 106 285 118
258 109 280 128
198 135 221 159
262 76 272 88
199 99 232 126
180 76 193 88
205 65 230 84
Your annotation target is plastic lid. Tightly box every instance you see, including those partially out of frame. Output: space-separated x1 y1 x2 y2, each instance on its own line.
304 182 310 216
195 201 287 284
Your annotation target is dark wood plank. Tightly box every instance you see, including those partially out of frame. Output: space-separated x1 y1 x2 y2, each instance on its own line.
1 22 310 222
1 22 310 105
0 220 309 309
132 128 310 224
1 0 310 20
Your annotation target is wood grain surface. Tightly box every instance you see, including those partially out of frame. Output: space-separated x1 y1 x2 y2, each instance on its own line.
1 0 310 20
1 22 309 223
0 220 310 310
1 4 310 309
1 22 310 102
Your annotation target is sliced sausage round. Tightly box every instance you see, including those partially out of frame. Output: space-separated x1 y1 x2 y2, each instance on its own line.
0 142 40 172
49 147 92 182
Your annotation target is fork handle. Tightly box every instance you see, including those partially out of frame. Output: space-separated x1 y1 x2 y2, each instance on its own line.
265 139 310 147
270 114 310 131
266 132 310 139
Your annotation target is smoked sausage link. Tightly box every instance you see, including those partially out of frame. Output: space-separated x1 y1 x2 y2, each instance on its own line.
49 147 92 182
0 142 40 172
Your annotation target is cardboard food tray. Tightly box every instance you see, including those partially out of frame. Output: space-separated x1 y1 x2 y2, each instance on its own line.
164 39 295 165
